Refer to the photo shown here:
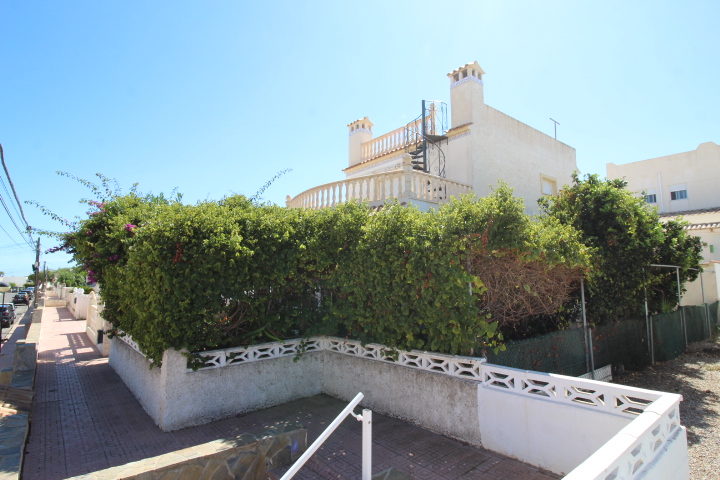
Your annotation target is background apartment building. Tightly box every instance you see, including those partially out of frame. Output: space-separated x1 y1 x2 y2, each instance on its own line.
607 141 720 304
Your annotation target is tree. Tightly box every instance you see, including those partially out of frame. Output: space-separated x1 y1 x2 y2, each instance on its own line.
53 267 88 287
539 173 703 321
649 219 703 311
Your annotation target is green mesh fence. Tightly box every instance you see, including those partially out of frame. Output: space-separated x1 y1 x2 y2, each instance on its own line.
484 301 719 376
484 327 588 376
592 318 651 371
651 310 685 363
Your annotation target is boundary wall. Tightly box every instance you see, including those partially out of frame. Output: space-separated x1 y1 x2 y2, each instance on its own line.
109 336 689 480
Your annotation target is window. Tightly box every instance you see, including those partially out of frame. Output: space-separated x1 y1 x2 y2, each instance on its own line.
541 175 557 196
670 189 687 200
669 184 687 201
645 194 657 204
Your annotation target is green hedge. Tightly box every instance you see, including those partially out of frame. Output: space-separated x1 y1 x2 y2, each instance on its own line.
64 186 590 366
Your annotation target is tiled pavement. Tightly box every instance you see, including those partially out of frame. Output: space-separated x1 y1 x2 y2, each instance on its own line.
22 305 561 480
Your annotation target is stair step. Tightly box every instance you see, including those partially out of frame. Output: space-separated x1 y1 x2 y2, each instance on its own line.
425 134 448 143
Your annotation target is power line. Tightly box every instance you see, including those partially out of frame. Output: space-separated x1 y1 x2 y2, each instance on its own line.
0 144 33 243
0 243 33 251
0 191 32 248
0 223 32 251
0 175 23 224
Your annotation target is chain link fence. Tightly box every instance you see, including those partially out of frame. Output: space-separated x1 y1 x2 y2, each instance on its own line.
483 301 719 376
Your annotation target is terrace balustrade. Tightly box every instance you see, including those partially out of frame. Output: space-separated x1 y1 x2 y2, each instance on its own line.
286 155 472 210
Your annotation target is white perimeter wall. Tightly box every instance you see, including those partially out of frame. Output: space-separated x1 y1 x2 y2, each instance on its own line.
109 338 165 423
323 352 482 446
110 339 325 432
109 339 688 479
480 388 630 475
639 428 689 480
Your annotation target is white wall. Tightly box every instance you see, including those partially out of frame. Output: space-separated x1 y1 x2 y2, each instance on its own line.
323 352 482 446
85 292 110 356
67 288 89 319
682 262 720 305
607 142 720 214
109 338 688 479
480 389 630 475
469 105 577 215
109 338 165 423
0 277 28 288
110 340 325 431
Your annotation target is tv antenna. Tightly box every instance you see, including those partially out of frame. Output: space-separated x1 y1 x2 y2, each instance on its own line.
550 118 560 139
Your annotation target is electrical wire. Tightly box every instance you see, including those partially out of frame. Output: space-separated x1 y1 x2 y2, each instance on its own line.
0 192 32 248
0 144 33 243
0 223 32 251
0 176 23 225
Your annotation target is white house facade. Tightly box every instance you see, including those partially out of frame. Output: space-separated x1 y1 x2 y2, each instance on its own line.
287 62 577 214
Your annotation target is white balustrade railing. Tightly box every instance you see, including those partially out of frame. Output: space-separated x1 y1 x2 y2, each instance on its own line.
361 105 442 162
481 364 661 418
324 337 485 380
117 333 149 359
286 159 473 210
192 336 485 379
361 118 423 161
192 337 322 370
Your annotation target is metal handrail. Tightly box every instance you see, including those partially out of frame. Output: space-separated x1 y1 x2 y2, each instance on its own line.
280 392 372 480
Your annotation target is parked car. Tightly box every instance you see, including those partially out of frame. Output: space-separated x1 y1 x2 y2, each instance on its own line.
19 290 33 300
13 293 29 305
1 304 16 328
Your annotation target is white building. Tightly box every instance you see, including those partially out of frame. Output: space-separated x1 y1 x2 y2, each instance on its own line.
288 62 577 214
606 142 720 303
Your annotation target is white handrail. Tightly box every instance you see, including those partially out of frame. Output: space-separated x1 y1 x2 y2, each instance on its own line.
281 392 372 480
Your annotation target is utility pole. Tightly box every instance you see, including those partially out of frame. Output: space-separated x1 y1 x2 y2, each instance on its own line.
34 239 40 308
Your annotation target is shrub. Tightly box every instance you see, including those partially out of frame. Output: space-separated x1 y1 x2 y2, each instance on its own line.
51 181 592 366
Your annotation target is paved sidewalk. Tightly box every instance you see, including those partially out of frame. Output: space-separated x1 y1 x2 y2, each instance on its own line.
23 305 560 480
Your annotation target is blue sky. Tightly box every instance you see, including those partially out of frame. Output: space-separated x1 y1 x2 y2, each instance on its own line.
1 0 718 276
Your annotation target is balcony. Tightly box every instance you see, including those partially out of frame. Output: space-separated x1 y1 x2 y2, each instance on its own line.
287 155 473 210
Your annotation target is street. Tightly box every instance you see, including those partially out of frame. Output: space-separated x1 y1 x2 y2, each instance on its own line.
0 301 30 357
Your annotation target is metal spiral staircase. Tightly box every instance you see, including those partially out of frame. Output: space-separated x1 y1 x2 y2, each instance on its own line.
406 100 449 198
